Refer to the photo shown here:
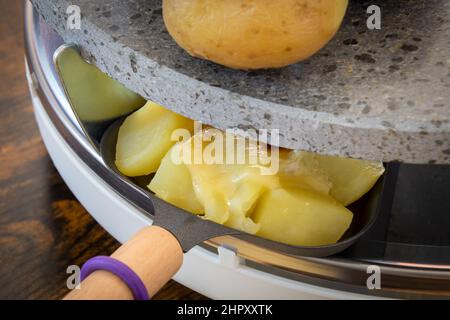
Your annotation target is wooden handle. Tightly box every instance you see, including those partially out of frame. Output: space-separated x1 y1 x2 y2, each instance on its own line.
64 226 183 300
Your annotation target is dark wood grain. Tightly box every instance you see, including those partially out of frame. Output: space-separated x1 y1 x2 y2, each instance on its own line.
0 0 205 300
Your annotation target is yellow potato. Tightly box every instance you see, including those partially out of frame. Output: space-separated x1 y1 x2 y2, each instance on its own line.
228 181 266 220
116 102 382 245
187 157 279 231
185 130 279 232
278 149 331 195
115 101 194 176
56 46 145 122
252 188 353 246
163 0 348 69
148 143 204 214
278 151 384 206
148 128 277 234
313 153 385 206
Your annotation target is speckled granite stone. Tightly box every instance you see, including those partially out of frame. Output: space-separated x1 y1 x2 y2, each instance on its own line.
32 0 450 163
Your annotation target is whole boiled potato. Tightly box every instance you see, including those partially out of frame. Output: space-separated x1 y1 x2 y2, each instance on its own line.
163 0 348 69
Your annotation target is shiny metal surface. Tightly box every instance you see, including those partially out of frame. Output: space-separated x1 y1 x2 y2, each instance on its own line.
24 1 450 298
53 44 145 146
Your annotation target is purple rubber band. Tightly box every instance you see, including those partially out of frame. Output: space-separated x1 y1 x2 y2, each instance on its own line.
80 256 150 300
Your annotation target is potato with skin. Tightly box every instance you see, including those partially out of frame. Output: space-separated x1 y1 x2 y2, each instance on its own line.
252 188 353 246
163 0 349 69
115 101 194 176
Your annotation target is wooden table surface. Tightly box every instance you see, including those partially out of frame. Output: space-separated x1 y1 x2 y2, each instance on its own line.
0 0 205 300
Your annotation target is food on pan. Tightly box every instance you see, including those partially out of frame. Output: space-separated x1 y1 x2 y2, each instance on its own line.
278 149 332 195
308 152 385 206
253 188 353 246
116 102 384 246
279 150 386 206
183 131 280 233
115 101 194 176
163 0 349 69
148 143 204 214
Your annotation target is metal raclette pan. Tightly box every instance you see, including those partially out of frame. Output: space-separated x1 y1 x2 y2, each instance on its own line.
55 44 389 299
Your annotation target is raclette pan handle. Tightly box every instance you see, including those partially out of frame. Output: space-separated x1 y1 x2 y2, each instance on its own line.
64 226 183 300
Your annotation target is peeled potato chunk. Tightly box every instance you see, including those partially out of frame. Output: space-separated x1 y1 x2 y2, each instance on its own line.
148 143 204 214
279 151 384 206
308 152 384 206
278 149 331 195
115 101 194 176
115 101 383 246
163 0 349 69
56 46 145 122
227 181 266 234
252 188 353 246
185 130 280 233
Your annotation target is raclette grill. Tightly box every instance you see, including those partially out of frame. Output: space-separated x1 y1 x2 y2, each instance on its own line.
25 0 450 298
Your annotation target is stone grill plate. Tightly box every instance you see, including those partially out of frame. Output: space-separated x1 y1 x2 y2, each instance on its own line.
32 0 450 163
